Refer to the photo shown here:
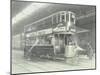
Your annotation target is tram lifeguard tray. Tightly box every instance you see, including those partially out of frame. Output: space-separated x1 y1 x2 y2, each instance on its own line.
11 0 96 75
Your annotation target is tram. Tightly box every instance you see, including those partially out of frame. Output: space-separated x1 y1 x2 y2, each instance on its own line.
24 11 88 60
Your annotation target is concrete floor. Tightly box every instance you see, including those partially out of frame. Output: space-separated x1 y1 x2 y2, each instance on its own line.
12 49 95 74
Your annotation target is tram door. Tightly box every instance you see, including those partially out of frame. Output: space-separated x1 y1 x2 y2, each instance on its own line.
54 34 65 55
59 34 65 54
65 34 76 57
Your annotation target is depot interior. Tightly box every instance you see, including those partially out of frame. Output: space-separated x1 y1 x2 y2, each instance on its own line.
12 1 96 74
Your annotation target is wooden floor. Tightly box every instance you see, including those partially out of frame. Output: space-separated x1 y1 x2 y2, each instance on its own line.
12 49 95 74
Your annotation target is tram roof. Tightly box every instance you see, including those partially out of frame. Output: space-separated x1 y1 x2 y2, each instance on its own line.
24 11 75 28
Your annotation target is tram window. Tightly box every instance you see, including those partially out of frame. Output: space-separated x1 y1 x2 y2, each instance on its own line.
62 15 65 22
70 14 74 22
57 14 60 23
51 14 60 28
60 14 65 22
66 14 69 22
71 17 74 22
56 14 58 23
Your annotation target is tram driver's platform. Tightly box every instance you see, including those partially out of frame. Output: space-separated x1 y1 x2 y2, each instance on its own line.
12 49 95 74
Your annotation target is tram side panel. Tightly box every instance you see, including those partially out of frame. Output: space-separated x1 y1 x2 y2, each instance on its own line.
24 45 54 58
